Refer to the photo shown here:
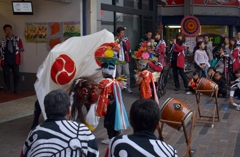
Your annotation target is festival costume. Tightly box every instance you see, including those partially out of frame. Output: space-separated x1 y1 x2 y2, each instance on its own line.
95 42 130 140
132 41 159 104
21 116 99 157
0 35 24 92
69 77 99 131
107 131 178 157
231 48 240 73
188 78 200 93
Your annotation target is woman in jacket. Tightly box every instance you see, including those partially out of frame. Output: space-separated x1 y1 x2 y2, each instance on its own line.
171 32 189 91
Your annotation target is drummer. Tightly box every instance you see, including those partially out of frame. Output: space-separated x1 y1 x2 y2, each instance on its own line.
229 68 240 110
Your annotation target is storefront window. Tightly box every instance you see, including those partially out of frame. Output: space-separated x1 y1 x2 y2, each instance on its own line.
101 10 114 33
116 0 140 9
200 25 229 37
142 0 152 10
101 0 112 5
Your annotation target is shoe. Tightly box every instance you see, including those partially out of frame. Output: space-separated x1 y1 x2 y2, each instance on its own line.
236 106 240 111
101 138 110 145
175 88 180 91
126 87 133 94
186 91 193 95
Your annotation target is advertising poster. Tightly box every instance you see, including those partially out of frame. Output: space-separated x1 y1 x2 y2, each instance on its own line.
165 0 184 6
185 37 196 53
63 21 81 37
193 0 238 6
48 22 63 38
197 34 224 46
25 23 47 43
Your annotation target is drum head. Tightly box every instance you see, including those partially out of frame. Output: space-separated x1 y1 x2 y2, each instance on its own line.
160 97 172 112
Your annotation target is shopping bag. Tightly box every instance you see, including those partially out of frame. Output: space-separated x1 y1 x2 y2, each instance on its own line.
85 103 100 131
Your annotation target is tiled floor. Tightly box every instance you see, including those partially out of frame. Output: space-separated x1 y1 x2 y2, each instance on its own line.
1 76 240 157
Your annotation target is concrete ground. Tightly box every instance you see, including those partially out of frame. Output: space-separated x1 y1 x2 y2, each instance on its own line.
1 73 240 157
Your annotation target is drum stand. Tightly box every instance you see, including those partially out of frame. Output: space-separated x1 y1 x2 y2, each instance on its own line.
158 111 196 157
195 88 220 128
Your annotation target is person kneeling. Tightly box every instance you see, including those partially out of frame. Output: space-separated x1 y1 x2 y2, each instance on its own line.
107 99 178 157
186 71 200 95
213 71 228 98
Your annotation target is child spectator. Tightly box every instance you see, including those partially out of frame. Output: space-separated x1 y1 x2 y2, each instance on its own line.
186 71 200 95
135 61 159 104
212 71 228 98
194 41 210 78
208 67 216 80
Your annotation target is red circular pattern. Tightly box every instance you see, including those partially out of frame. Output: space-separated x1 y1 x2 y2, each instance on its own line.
51 54 76 85
181 16 200 36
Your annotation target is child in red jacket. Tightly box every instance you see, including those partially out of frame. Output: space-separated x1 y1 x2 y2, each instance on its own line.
186 71 200 95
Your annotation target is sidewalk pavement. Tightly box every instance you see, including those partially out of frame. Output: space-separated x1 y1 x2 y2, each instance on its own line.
1 76 240 157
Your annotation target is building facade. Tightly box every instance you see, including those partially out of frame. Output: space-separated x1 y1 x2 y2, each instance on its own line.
159 0 240 48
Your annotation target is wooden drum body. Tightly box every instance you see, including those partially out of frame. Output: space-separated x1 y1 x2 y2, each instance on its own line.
196 78 218 97
161 97 193 130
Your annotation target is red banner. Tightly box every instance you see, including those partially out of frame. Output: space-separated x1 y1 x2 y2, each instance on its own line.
194 0 238 6
165 0 184 6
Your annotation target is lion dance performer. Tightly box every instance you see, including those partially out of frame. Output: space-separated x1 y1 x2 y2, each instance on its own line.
68 77 99 130
132 41 159 104
95 42 130 145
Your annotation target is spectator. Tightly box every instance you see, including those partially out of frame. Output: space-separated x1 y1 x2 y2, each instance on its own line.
115 27 132 94
107 99 178 157
186 71 200 95
194 41 210 78
141 30 152 42
204 35 213 62
0 24 24 93
208 67 216 80
212 71 228 98
236 32 240 48
229 68 240 110
21 89 99 157
154 31 166 66
171 32 189 91
223 37 230 55
215 47 227 74
228 38 237 80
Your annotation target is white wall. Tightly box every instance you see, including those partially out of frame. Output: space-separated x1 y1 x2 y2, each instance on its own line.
0 0 81 73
